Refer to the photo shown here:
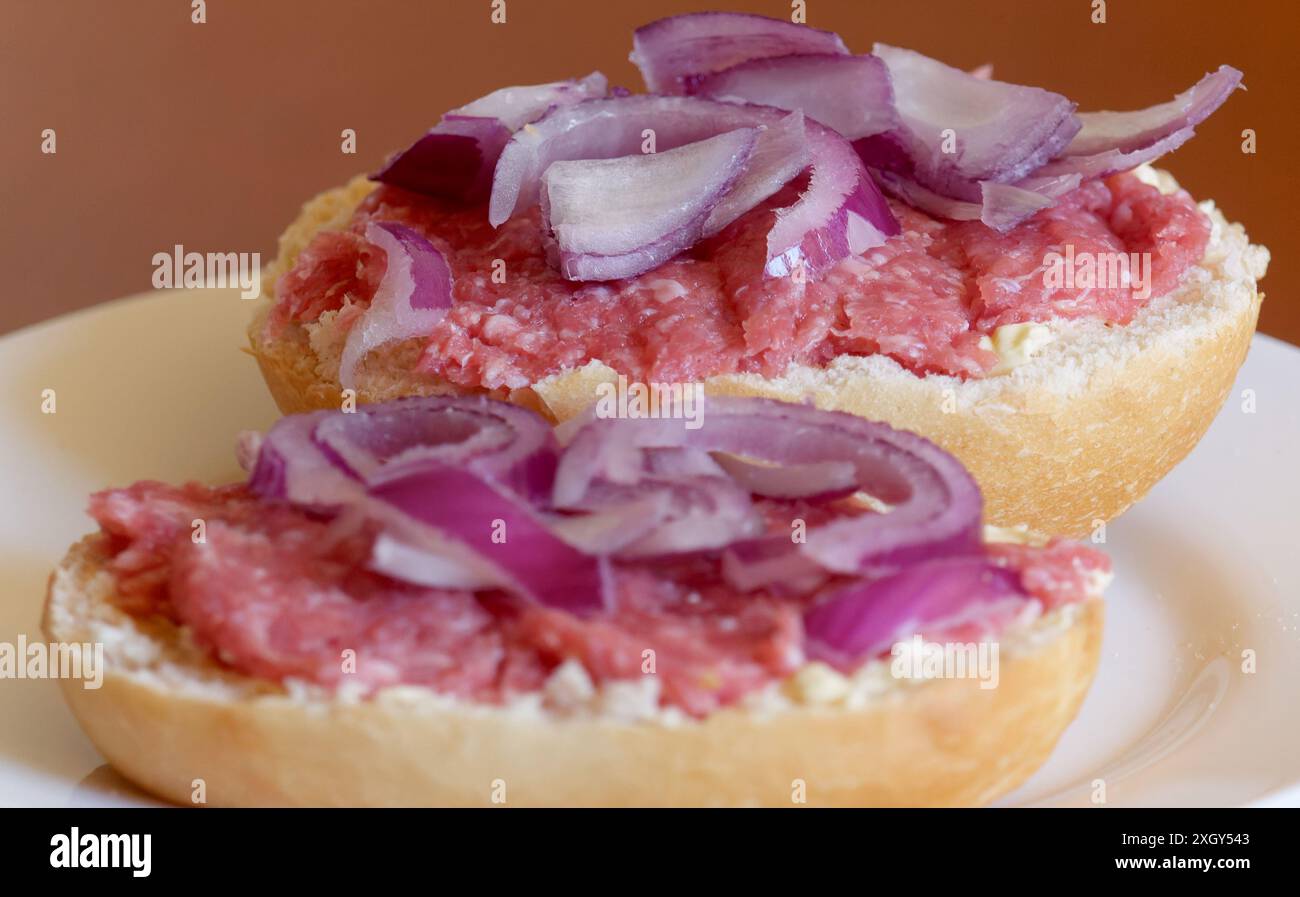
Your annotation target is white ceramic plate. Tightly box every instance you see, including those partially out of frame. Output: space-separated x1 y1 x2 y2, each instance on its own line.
1 289 1297 808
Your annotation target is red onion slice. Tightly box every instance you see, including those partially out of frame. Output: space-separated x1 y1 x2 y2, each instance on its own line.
703 110 808 237
977 173 1081 231
644 446 729 479
540 128 758 281
804 557 1028 666
338 222 453 388
687 52 904 269
1029 68 1242 183
248 393 992 623
248 395 609 611
1034 67 1242 180
552 448 763 558
866 44 1079 202
490 94 895 278
873 169 980 222
874 169 1082 232
766 121 898 277
555 396 982 581
250 395 558 508
721 539 830 595
370 117 511 204
630 12 848 94
1061 65 1243 157
692 53 898 141
247 409 358 509
369 466 608 614
548 491 675 555
611 479 762 558
711 455 857 500
369 531 503 590
1036 130 1192 181
491 95 788 225
370 72 607 201
456 73 610 130
316 396 557 504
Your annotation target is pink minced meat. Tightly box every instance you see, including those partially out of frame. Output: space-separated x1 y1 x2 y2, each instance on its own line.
272 172 1209 388
89 482 1108 716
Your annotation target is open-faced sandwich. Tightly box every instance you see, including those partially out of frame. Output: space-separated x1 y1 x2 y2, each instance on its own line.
249 12 1268 537
46 396 1108 807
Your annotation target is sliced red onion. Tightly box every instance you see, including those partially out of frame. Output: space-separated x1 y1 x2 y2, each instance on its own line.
250 395 558 508
338 222 452 388
1034 67 1242 181
457 73 610 130
491 95 789 225
249 392 992 622
703 110 808 238
247 411 363 508
369 531 503 590
867 44 1079 202
977 172 1082 232
555 396 982 582
644 446 728 479
490 94 896 278
688 55 904 270
1060 65 1242 157
721 539 830 595
619 477 762 557
1036 129 1192 181
1007 171 1083 200
371 72 607 201
235 430 263 473
974 185 1052 231
873 169 1082 232
547 490 675 555
691 54 898 141
369 466 608 614
630 12 848 95
850 129 915 179
540 128 758 281
766 121 898 277
312 395 557 502
247 395 610 611
712 455 857 500
872 169 980 221
804 557 1028 666
371 117 511 203
552 450 762 558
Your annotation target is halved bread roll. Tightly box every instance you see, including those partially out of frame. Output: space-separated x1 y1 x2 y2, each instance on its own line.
45 535 1104 808
248 168 1268 536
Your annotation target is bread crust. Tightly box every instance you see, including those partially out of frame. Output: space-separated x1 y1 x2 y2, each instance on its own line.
46 537 1103 807
248 170 1267 536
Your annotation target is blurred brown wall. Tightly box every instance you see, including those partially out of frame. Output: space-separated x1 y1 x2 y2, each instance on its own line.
1 0 1295 341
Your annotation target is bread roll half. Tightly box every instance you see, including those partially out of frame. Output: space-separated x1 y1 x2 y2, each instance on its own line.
248 168 1268 536
45 536 1104 807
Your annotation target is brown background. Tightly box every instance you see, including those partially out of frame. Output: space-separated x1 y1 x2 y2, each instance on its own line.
1 0 1294 340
